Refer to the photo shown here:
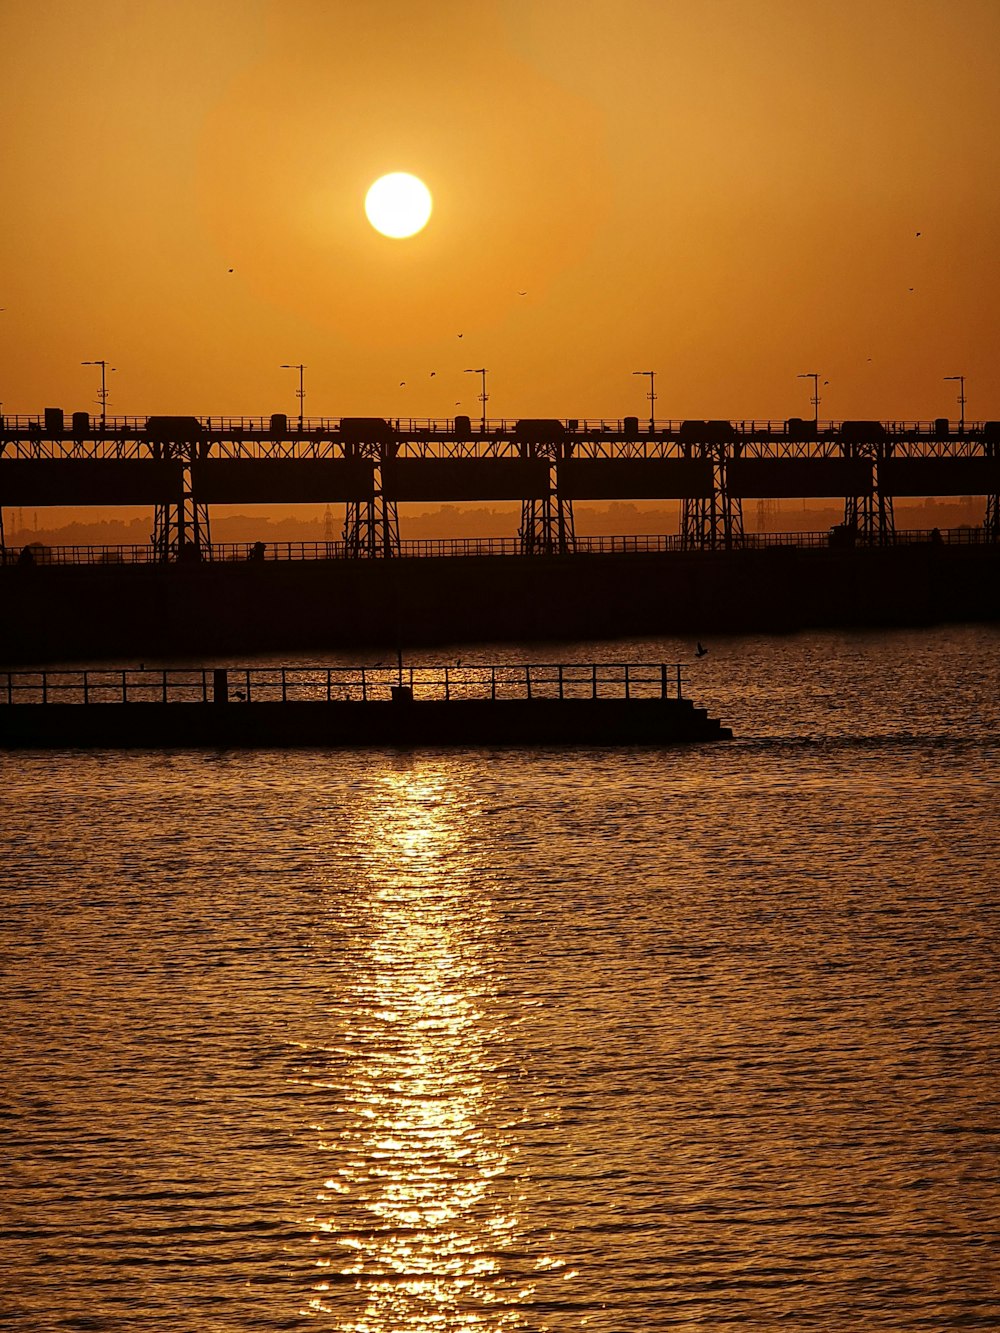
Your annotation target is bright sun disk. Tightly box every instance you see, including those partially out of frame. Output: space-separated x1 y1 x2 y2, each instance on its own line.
365 173 432 239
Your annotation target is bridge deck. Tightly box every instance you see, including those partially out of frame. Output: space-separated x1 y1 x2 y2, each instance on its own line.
1 413 998 458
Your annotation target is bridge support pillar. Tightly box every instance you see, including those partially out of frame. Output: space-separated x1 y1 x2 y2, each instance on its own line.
985 439 999 542
985 493 999 543
343 438 399 558
843 438 894 546
519 495 575 555
151 437 211 563
516 435 574 555
681 441 743 550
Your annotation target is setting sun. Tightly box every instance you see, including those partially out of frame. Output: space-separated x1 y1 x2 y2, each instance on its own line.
364 172 432 239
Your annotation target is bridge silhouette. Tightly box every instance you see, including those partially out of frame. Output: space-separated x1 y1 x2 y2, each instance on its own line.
2 411 998 558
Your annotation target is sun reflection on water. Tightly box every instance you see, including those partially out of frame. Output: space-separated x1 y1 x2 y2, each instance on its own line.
301 766 550 1329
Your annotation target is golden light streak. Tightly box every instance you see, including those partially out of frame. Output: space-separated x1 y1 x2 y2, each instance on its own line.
296 766 561 1329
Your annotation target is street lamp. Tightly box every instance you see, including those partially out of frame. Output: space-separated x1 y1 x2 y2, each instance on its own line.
82 359 116 431
944 375 966 433
633 370 656 433
464 368 489 432
281 363 306 430
797 372 820 427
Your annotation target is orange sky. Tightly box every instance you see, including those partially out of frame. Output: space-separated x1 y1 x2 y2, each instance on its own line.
2 0 999 425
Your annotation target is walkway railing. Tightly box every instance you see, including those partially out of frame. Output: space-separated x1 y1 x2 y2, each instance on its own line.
0 526 992 566
0 662 686 706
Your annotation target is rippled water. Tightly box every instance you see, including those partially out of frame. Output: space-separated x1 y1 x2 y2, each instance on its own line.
2 625 998 1331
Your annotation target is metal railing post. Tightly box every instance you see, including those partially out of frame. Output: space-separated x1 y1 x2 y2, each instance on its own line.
676 664 682 699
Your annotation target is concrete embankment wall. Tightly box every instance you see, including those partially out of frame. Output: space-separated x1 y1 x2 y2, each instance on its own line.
2 546 998 663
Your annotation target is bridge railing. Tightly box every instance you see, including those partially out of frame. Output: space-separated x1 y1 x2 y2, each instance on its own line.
2 413 997 437
0 662 687 707
0 526 992 567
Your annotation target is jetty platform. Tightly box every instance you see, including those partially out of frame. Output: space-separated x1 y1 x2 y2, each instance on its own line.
0 662 731 748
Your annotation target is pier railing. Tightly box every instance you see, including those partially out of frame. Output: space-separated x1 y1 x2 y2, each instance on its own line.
0 662 687 707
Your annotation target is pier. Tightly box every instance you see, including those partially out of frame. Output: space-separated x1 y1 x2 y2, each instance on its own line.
0 662 732 748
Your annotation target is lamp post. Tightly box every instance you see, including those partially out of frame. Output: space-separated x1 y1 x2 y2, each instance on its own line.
464 368 488 432
82 359 115 431
944 375 966 433
281 363 306 430
797 372 820 427
633 370 656 433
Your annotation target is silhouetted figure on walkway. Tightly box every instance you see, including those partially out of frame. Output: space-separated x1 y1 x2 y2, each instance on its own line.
249 541 266 562
19 545 34 566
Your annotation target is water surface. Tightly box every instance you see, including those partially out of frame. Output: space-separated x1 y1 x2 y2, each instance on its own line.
2 625 998 1330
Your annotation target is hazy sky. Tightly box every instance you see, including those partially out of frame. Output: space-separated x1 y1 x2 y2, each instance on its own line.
2 0 999 423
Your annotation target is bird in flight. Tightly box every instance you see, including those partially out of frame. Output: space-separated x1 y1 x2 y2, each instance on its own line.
457 333 464 338
399 381 406 387
518 290 527 296
430 371 436 377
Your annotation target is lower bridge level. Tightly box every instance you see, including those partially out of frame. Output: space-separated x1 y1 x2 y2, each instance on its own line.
1 523 995 568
